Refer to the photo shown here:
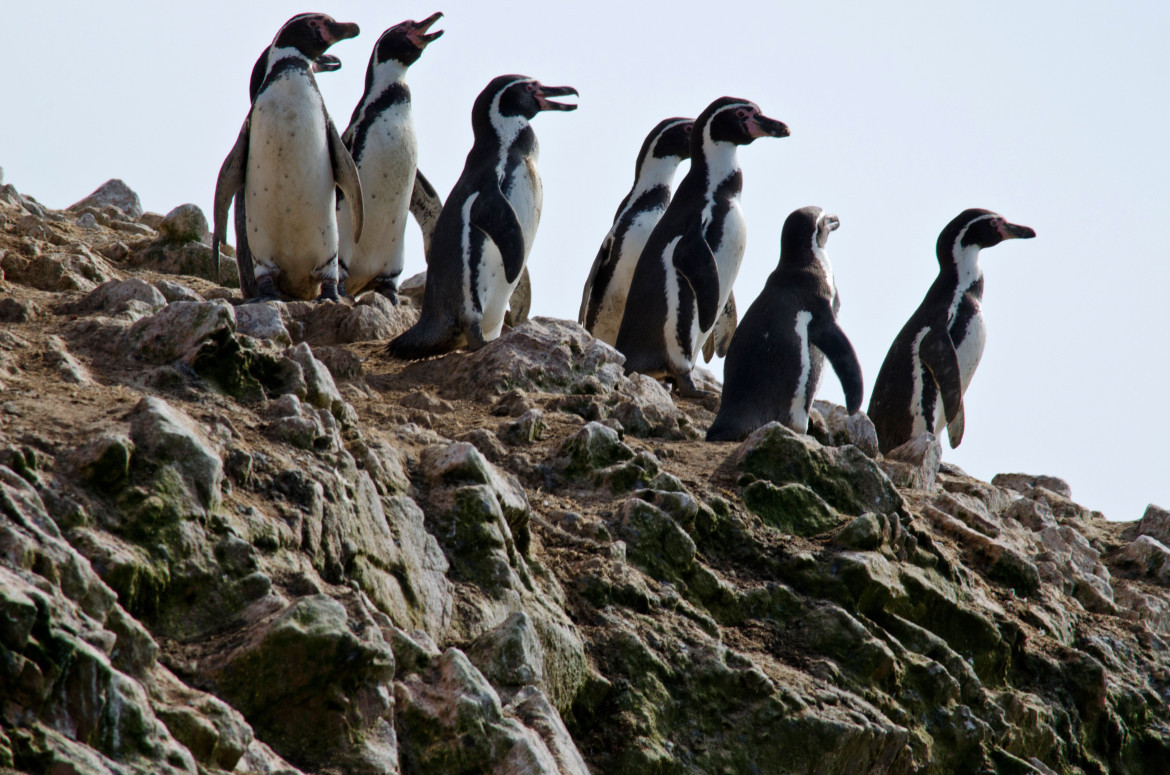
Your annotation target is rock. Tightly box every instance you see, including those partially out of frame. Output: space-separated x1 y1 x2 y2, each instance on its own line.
125 299 236 363
157 203 210 244
992 472 1073 499
1115 535 1170 584
467 610 546 688
208 595 398 773
63 277 167 316
402 389 455 413
881 432 942 490
742 480 843 536
281 293 415 345
500 408 546 444
811 400 880 457
493 388 535 417
2 246 120 292
284 342 347 420
236 302 292 345
1137 504 1170 546
559 421 634 476
0 297 37 323
43 334 94 385
727 422 903 516
68 179 143 218
68 433 134 492
154 279 203 303
128 396 223 513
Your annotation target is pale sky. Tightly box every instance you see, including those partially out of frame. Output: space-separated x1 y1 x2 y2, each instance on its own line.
5 1 1169 522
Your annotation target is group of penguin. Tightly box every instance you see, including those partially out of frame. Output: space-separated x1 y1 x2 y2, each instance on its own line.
212 12 1037 457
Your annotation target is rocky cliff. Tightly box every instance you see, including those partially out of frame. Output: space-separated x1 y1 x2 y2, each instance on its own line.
1 178 1169 775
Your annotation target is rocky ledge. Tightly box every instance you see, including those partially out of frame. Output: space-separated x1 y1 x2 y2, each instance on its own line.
1 179 1169 774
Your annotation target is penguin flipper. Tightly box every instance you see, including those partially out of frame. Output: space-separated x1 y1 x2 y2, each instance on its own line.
809 306 864 415
212 117 250 283
327 117 364 244
470 185 526 284
232 192 258 298
947 405 966 448
919 326 965 426
410 170 443 256
703 293 738 362
672 225 721 333
580 234 613 327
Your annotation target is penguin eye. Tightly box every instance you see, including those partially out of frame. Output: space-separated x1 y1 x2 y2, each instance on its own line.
736 109 748 119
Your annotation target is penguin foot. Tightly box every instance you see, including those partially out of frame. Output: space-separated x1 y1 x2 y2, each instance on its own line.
465 322 488 351
672 373 720 409
316 280 341 303
245 275 280 304
371 277 400 305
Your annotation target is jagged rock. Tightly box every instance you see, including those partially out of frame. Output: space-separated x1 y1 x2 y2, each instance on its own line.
493 388 535 417
395 647 579 774
64 277 168 316
467 610 546 688
500 408 546 444
727 422 903 516
43 334 94 384
281 292 415 345
157 203 209 244
207 595 398 773
403 389 454 413
810 400 880 457
125 298 236 363
284 341 348 420
68 433 134 492
1115 535 1170 584
1 246 120 292
992 472 1073 499
68 179 143 218
154 279 203 303
559 421 634 476
0 297 37 323
742 480 843 536
881 432 942 490
128 396 223 513
235 301 292 345
1137 503 1170 545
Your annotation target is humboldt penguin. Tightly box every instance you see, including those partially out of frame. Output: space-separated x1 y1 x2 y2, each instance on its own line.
337 12 445 300
212 12 364 301
579 117 693 345
868 208 1036 453
386 74 578 359
614 96 789 398
707 207 862 441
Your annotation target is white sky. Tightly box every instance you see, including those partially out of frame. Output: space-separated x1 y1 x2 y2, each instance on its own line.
5 1 1169 522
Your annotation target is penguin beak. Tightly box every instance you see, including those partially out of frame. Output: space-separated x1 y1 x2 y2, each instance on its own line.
746 113 790 139
312 54 342 73
826 215 841 231
406 12 444 49
1001 221 1036 240
322 20 360 46
534 85 579 112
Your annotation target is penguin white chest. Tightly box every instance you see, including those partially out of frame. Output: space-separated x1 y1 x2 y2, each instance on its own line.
709 200 747 311
594 208 663 342
953 302 987 393
246 78 337 267
341 103 418 287
505 155 543 252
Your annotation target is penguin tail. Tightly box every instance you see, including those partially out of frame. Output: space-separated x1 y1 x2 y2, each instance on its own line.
385 317 461 360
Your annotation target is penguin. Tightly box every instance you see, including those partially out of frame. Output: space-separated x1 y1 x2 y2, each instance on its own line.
579 117 694 345
386 75 578 359
230 43 346 299
707 207 863 441
337 13 445 301
867 208 1036 453
614 96 789 398
212 12 365 302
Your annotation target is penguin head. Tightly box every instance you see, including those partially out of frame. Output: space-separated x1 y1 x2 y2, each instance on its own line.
696 98 790 152
938 209 1037 262
648 118 695 161
370 13 444 71
473 76 578 140
781 206 840 262
272 13 360 60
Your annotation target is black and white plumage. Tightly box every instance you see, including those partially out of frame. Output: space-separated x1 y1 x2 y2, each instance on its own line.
386 74 577 360
337 13 445 301
579 117 693 346
212 13 364 302
614 96 789 398
707 207 863 441
868 208 1036 453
